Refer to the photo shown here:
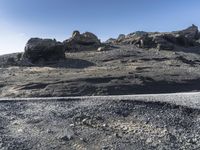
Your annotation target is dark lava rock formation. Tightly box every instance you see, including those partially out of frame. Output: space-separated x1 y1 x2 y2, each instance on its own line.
110 25 200 50
22 38 65 63
63 31 101 52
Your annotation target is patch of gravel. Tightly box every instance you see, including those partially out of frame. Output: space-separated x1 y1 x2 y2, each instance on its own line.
0 99 200 149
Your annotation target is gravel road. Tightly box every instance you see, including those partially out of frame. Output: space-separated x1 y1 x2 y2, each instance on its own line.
1 92 200 109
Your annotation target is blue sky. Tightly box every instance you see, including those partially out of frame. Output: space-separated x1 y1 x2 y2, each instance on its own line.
0 0 200 55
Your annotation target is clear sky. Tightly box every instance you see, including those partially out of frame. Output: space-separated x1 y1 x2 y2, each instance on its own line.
0 0 200 55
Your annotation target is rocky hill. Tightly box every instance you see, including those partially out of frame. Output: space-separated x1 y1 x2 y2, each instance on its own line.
107 24 200 50
0 25 200 97
1 25 200 149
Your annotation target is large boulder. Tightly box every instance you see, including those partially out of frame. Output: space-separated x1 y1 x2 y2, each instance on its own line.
63 31 101 52
22 38 65 63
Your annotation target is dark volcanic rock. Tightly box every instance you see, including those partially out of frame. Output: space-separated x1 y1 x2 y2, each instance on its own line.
175 35 196 47
63 31 101 52
114 25 200 50
137 35 156 49
153 35 174 50
6 57 16 65
117 34 126 42
105 38 116 44
22 38 65 63
178 24 199 40
0 53 23 67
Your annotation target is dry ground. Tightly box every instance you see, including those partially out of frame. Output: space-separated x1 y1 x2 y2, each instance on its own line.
1 45 200 97
1 97 200 150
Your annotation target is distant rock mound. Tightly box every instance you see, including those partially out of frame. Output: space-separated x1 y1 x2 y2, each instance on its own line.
22 38 65 63
178 24 199 40
63 31 101 52
108 25 200 50
105 38 116 44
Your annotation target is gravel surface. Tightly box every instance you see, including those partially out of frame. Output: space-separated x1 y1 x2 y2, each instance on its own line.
1 94 200 150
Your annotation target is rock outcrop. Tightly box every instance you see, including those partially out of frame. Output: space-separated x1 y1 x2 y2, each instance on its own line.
105 38 116 44
17 25 200 65
63 31 101 52
178 24 199 40
108 25 200 50
117 34 126 42
22 38 65 63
